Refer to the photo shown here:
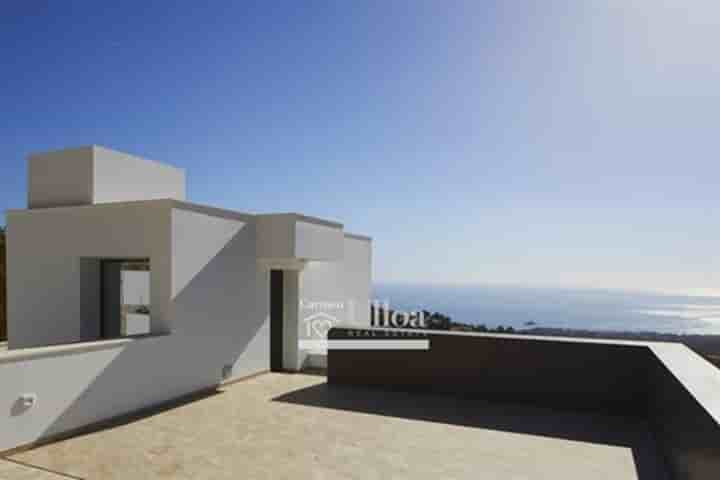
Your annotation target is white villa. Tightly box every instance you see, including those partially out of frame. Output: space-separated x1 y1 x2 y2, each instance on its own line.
0 145 371 452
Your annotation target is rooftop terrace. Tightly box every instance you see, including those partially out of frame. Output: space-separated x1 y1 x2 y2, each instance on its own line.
1 373 667 479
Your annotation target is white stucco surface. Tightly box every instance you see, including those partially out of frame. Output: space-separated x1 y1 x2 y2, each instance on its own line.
296 234 372 368
123 314 150 336
295 220 343 261
6 201 172 348
92 146 185 205
27 147 95 209
256 214 344 262
341 235 372 327
255 214 295 260
26 146 185 209
121 271 150 306
170 207 270 380
282 271 300 371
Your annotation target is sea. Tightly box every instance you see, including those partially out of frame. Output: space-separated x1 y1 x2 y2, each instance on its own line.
372 283 720 335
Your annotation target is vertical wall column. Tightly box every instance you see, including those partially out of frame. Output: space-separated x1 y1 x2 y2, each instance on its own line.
283 270 300 371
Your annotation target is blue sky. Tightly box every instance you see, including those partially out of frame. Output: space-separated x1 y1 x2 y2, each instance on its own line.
2 1 719 294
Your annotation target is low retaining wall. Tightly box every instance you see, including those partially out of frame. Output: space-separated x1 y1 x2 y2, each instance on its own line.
328 327 720 480
0 330 268 454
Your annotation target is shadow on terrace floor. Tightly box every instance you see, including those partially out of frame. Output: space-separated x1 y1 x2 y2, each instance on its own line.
32 388 225 447
273 381 669 480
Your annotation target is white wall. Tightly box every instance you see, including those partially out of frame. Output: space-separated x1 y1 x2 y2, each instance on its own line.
123 314 150 336
170 207 270 380
121 271 150 306
341 235 372 327
256 215 344 262
283 270 300 371
92 146 186 204
27 147 94 209
79 258 101 341
6 201 172 348
295 221 343 261
0 204 273 452
26 146 185 210
255 214 295 260
0 333 244 452
296 234 372 369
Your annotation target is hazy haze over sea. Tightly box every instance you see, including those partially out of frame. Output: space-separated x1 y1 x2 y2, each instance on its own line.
372 283 720 335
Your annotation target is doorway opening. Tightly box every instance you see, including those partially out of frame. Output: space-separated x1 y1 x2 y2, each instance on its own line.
270 270 284 371
100 259 151 339
270 270 285 372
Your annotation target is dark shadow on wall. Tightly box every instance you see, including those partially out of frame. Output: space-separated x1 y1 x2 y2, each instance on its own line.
31 222 268 443
273 382 670 480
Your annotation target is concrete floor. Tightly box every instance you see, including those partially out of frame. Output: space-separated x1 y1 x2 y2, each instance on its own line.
0 459 70 480
2 373 667 480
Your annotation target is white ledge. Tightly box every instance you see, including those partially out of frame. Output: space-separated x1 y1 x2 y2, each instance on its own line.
0 334 169 365
651 343 720 426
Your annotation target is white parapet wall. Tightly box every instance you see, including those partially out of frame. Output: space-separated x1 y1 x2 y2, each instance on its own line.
0 329 268 453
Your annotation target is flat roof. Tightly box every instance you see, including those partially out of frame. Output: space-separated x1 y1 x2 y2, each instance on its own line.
6 201 362 235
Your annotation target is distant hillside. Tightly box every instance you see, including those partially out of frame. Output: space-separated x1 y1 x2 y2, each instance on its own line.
1 226 5 341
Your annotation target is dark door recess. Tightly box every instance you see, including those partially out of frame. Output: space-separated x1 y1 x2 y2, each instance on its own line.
270 270 284 372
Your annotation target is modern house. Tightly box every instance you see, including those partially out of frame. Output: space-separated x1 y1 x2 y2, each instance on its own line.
0 146 371 452
1 146 719 480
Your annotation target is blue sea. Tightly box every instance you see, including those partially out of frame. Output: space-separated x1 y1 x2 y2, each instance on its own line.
372 283 720 335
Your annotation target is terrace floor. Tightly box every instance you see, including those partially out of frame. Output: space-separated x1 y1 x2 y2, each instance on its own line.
1 373 668 480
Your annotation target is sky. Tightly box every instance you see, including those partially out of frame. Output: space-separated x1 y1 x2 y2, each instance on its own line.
2 1 720 295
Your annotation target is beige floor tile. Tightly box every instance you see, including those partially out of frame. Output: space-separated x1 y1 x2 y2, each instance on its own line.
6 373 665 480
